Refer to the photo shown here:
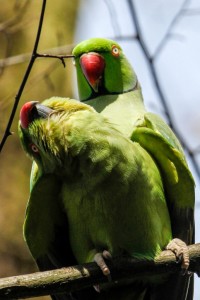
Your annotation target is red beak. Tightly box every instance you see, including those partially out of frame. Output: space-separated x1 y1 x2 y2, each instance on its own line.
20 101 38 129
80 52 105 92
20 101 54 129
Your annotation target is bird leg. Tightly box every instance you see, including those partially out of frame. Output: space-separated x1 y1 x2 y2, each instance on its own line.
166 238 190 270
93 250 112 292
94 250 112 276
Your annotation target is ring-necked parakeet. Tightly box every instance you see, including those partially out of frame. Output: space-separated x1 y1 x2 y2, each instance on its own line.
72 38 185 152
19 96 194 300
72 38 195 299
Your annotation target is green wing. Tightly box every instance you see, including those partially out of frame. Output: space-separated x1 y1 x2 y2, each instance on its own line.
25 172 98 300
131 112 195 244
144 112 185 155
24 173 76 270
131 114 195 300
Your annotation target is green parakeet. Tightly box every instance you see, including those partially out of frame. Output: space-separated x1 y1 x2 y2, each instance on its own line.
19 96 194 300
72 37 184 150
72 38 195 299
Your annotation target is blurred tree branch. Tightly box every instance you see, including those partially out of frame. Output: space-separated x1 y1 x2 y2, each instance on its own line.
126 0 186 132
126 0 200 178
0 0 32 73
0 44 75 112
0 62 60 113
102 0 200 178
0 243 199 299
0 0 30 33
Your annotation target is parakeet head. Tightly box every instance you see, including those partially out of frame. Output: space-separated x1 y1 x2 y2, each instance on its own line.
72 38 138 101
19 97 94 173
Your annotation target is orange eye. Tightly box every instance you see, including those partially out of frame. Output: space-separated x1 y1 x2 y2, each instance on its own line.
111 45 120 57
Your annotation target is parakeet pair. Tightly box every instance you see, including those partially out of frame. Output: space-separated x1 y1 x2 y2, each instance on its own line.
18 38 195 300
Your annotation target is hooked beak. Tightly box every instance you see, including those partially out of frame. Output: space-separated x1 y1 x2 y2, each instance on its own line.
20 101 54 129
80 52 105 92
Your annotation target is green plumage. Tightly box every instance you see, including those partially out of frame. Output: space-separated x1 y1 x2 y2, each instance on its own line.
18 38 195 300
19 97 175 300
72 38 195 299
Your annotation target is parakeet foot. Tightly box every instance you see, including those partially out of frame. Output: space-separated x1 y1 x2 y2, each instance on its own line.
166 238 189 270
94 250 112 276
93 250 112 293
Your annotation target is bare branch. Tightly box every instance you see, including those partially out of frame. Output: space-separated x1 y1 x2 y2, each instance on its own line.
0 243 199 299
36 53 74 68
0 44 75 68
0 52 31 68
0 0 47 152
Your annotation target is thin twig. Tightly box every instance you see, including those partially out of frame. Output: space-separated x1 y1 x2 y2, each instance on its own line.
36 53 74 68
0 0 47 152
0 44 75 68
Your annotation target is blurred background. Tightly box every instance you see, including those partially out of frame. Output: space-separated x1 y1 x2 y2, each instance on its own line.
0 0 200 299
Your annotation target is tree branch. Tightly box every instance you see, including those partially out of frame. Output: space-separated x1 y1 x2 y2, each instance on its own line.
0 0 47 153
36 53 74 68
0 243 199 299
0 44 75 68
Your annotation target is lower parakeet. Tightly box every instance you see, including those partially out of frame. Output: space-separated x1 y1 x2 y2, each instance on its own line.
19 97 194 300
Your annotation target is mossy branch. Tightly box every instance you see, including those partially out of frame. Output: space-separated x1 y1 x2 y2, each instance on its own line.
0 243 199 299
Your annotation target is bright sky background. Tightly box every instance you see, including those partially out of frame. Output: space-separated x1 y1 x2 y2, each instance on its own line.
74 0 200 298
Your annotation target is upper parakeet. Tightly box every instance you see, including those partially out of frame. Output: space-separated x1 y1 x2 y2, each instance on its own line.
19 96 194 300
72 38 195 299
72 37 184 150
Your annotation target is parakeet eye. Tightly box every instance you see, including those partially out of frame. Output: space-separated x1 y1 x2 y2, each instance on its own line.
111 45 120 57
30 143 39 153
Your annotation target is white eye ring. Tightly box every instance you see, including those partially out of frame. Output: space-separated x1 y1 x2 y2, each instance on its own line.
31 144 39 153
111 46 120 57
